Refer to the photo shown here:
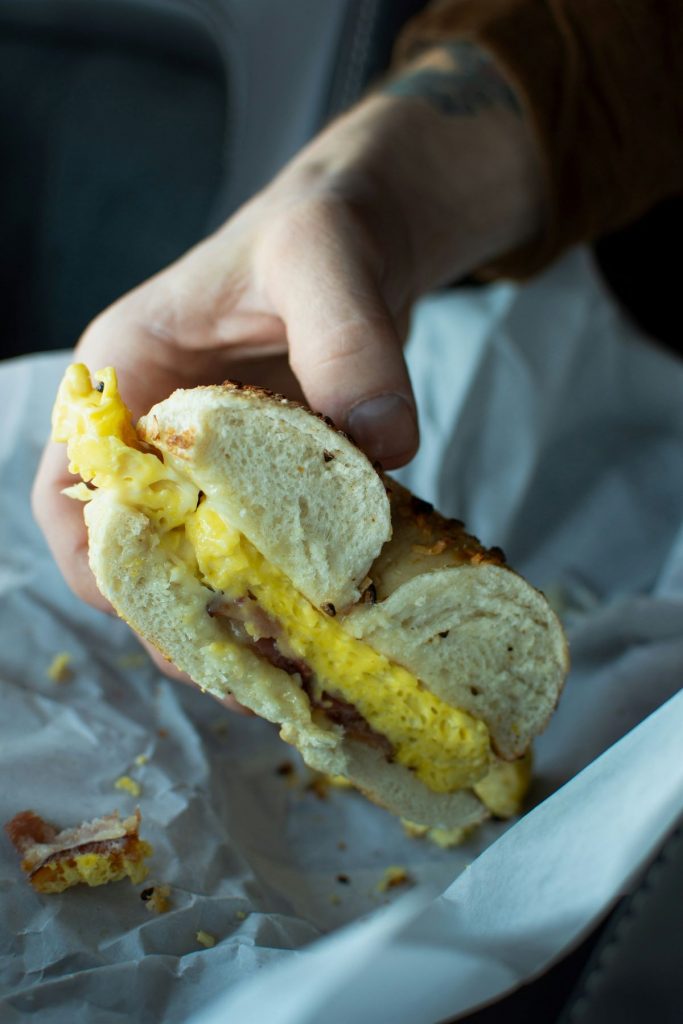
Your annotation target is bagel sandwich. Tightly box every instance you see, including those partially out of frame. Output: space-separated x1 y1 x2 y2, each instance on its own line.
52 364 568 832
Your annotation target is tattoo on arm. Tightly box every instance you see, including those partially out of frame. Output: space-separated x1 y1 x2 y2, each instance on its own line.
383 41 521 117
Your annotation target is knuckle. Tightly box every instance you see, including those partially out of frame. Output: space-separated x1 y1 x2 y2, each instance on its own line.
264 194 347 262
289 312 395 379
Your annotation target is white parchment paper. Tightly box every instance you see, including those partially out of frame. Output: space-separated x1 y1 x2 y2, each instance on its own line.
1 248 682 1022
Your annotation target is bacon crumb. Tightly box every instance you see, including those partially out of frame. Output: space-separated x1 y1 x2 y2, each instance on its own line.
376 866 413 893
5 810 57 850
142 884 171 913
306 776 331 800
4 809 152 894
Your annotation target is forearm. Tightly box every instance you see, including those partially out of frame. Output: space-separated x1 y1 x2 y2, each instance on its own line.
393 0 683 278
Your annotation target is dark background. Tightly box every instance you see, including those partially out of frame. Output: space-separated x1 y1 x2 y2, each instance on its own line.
0 0 426 361
0 6 226 358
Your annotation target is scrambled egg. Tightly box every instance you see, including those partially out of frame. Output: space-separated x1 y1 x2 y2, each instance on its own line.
403 751 532 845
473 749 532 818
186 502 491 791
28 843 152 894
52 364 197 530
114 775 142 797
53 364 496 795
47 651 72 682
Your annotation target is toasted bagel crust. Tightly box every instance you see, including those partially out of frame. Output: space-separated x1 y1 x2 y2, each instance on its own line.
139 382 392 612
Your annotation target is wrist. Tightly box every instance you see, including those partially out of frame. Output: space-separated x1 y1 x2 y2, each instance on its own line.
274 43 544 299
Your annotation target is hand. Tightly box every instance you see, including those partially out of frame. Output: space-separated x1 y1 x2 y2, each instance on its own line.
32 42 542 696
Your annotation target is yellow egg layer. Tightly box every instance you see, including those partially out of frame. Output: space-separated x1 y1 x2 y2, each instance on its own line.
185 502 491 791
52 364 493 794
29 841 152 893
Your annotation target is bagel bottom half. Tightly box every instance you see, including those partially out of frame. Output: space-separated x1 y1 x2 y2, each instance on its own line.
86 497 495 830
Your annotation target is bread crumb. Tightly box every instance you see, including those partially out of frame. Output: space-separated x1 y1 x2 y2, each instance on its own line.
196 930 216 948
305 772 353 799
376 866 412 893
141 884 171 913
134 754 149 767
5 808 151 893
411 539 448 556
235 910 247 921
305 776 329 800
115 776 141 797
402 819 472 848
47 652 72 682
328 775 353 789
401 820 428 840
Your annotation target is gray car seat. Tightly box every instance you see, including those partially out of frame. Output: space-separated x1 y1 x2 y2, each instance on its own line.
0 0 425 358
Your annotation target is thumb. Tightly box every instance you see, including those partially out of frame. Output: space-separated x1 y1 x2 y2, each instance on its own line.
265 222 419 468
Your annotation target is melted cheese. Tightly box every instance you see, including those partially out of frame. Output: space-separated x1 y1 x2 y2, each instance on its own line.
52 364 197 531
53 364 494 794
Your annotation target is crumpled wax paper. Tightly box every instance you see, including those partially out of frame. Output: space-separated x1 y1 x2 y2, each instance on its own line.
1 248 682 1023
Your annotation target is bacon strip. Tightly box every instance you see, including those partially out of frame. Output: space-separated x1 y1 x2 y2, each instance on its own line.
312 690 394 756
207 593 394 756
208 593 313 685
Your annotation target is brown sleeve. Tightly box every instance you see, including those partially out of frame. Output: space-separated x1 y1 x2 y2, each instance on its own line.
393 0 683 279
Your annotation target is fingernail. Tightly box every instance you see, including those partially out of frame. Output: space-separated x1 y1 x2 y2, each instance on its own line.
346 394 417 464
